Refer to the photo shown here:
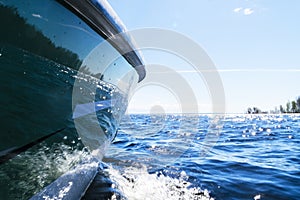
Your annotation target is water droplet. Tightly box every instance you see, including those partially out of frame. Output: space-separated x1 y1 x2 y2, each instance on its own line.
254 194 261 200
180 170 187 177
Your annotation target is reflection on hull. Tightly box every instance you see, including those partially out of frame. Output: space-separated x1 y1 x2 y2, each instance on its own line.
0 44 126 199
0 44 76 152
0 0 145 198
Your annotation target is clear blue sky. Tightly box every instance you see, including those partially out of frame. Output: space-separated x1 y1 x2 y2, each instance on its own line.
108 0 300 113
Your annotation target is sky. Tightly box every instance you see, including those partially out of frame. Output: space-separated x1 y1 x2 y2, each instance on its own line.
108 0 300 114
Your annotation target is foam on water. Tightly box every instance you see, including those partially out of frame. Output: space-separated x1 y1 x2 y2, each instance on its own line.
106 164 214 200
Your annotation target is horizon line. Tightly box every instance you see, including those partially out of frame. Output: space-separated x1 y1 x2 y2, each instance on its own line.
124 112 300 115
151 68 300 74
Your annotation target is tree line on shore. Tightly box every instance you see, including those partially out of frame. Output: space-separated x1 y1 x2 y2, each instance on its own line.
279 96 300 113
0 5 82 70
247 96 300 114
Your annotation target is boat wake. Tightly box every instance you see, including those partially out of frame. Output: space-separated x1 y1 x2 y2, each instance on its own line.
105 164 213 200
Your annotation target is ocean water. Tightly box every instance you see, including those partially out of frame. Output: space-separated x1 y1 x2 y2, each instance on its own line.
101 114 300 200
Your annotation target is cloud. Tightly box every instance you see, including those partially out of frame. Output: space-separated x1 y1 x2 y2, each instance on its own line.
233 7 254 15
244 8 254 15
32 13 42 18
32 13 49 22
233 7 243 13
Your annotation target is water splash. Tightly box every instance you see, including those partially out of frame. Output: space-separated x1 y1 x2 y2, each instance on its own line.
106 164 214 200
0 142 89 199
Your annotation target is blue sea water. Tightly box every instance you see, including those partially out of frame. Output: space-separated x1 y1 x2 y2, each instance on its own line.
102 114 300 200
